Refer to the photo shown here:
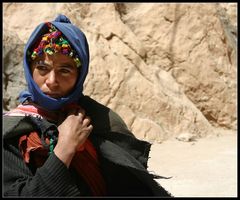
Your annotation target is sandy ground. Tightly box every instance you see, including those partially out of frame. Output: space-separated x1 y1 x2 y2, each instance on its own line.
148 130 237 197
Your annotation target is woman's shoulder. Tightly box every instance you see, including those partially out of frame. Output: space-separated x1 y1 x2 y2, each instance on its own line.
80 95 133 136
3 114 56 140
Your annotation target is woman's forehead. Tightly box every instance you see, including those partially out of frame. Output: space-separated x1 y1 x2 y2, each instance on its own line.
36 52 75 63
33 52 76 65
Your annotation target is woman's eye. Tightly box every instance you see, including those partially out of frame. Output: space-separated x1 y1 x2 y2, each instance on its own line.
59 67 72 74
36 65 48 71
60 69 70 73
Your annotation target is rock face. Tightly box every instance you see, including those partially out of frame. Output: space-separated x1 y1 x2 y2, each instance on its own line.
3 3 237 142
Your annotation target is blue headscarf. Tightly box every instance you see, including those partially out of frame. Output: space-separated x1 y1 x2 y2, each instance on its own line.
19 14 89 110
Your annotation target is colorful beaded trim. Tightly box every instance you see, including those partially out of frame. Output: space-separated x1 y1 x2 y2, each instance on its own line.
30 22 81 68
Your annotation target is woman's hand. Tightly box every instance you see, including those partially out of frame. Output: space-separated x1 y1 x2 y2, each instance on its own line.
54 106 93 167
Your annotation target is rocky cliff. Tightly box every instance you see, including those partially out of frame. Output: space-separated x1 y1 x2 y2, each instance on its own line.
3 3 237 142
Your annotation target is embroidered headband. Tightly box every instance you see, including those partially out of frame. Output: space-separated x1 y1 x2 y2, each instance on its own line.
30 22 81 68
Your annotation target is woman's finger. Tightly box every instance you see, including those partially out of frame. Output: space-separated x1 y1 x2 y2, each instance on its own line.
82 116 91 126
77 107 85 117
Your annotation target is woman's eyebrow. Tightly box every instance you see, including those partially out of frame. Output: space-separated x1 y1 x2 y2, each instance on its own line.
59 62 76 68
35 60 51 66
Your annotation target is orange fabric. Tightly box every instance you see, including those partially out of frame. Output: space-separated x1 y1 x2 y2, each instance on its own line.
16 104 106 196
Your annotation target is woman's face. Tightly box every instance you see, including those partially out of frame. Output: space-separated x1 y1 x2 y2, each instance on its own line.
31 53 79 99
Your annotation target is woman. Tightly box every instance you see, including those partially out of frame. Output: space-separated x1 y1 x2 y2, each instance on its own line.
3 14 172 197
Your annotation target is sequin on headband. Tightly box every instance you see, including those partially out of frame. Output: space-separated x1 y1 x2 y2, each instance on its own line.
30 22 81 68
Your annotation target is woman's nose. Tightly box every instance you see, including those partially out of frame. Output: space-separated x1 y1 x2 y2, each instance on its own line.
45 70 58 87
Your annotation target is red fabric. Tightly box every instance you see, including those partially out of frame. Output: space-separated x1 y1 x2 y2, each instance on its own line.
16 104 106 196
